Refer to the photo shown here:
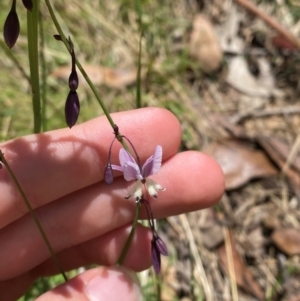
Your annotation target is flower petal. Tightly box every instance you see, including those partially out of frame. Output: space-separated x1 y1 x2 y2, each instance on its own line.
146 178 165 198
142 145 162 178
119 148 136 167
123 161 141 181
110 164 124 172
125 181 143 201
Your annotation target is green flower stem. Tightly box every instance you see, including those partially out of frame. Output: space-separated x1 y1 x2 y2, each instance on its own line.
135 0 142 109
0 152 68 282
45 0 128 151
117 201 142 265
27 0 42 133
39 8 47 131
44 0 139 264
44 0 115 128
136 31 142 109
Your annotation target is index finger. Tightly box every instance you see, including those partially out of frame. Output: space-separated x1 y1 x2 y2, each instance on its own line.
0 108 181 228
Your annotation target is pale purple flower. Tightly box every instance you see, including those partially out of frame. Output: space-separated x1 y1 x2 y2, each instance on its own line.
111 145 165 201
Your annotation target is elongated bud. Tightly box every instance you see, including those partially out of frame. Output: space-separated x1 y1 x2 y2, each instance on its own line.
113 124 119 137
153 232 168 256
53 34 62 41
151 239 161 274
65 91 80 128
22 0 33 10
4 0 20 48
69 70 79 91
104 164 114 184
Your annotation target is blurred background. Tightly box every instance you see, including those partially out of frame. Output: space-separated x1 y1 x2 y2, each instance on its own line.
2 0 300 300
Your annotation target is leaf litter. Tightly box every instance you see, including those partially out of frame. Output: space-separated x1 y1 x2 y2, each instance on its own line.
151 1 300 300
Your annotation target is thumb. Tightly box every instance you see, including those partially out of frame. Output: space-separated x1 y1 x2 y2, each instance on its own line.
35 266 143 301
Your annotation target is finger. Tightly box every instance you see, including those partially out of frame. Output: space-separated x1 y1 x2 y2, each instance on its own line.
0 107 181 228
0 224 151 300
33 223 152 277
0 151 224 280
36 266 142 301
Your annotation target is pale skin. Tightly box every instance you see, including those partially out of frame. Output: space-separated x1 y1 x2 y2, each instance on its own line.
0 108 224 301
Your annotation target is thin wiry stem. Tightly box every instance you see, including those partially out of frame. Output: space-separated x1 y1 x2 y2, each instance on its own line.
0 152 68 282
44 0 115 128
39 7 47 131
117 201 142 265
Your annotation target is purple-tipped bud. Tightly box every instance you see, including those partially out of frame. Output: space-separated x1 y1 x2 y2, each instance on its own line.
22 0 33 10
69 70 79 91
104 164 114 184
151 239 161 274
153 233 168 256
53 34 62 41
151 232 168 274
113 124 119 137
65 91 80 128
4 0 20 49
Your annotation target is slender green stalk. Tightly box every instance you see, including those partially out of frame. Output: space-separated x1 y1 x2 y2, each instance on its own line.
45 0 131 149
136 31 143 108
117 201 142 265
27 0 42 133
39 8 47 131
44 0 115 128
0 40 30 84
45 0 140 265
135 0 143 108
0 152 68 282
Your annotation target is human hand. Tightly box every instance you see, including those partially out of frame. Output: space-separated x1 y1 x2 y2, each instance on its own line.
0 108 224 301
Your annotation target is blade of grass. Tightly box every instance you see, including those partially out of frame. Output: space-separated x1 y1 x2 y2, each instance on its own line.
39 8 47 131
0 152 68 282
27 0 41 133
134 0 143 108
0 40 30 84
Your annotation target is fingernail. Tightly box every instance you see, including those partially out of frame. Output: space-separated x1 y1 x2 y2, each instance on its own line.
85 267 143 301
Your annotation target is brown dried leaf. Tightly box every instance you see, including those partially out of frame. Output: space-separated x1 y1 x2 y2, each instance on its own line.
257 136 300 172
271 228 300 256
205 139 278 190
189 14 223 73
51 65 139 89
218 233 264 300
257 136 300 193
226 56 276 97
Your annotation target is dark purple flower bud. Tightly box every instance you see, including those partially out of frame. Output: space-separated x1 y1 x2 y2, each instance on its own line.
53 34 62 41
65 91 80 128
113 124 119 137
4 0 20 49
69 70 79 91
22 0 33 10
151 232 168 274
151 239 161 274
153 232 168 256
104 164 114 184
